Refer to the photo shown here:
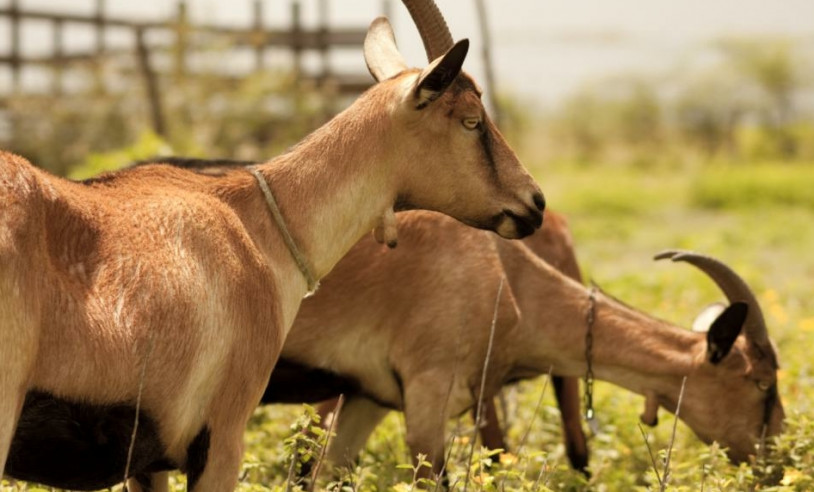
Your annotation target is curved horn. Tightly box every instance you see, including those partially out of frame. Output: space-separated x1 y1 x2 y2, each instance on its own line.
654 250 770 348
401 0 454 61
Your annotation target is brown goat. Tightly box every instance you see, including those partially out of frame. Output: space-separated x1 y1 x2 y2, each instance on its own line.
261 210 784 480
0 7 544 491
313 210 589 473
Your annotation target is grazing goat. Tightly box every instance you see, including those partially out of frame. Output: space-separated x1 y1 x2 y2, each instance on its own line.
0 2 544 490
311 209 589 472
261 211 784 479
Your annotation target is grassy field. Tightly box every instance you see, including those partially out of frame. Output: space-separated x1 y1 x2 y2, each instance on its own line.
3 160 814 491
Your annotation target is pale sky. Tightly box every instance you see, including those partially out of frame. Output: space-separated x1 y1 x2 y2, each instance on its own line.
3 0 814 107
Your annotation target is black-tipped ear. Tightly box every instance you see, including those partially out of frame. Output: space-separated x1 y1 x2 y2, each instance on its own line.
414 39 469 109
707 302 748 364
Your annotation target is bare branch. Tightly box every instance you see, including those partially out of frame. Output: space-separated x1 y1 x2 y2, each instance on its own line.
464 277 504 492
662 376 688 490
122 331 157 488
309 394 345 490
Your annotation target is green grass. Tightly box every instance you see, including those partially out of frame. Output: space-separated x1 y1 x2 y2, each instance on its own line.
690 163 814 211
4 161 814 491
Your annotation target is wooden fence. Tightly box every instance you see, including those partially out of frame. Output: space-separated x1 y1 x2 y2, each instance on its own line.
0 0 384 135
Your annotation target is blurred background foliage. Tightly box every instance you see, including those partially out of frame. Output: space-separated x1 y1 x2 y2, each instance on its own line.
517 36 814 168
2 64 344 177
2 34 813 177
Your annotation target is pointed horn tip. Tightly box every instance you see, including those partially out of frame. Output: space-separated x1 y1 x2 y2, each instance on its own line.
653 249 682 261
653 249 706 263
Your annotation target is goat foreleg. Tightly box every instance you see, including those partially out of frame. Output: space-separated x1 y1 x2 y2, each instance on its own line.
403 373 453 483
0 278 38 475
323 396 389 474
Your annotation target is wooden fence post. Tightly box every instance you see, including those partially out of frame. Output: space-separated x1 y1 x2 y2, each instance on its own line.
473 0 501 127
136 27 167 138
291 0 302 77
253 0 265 72
381 0 392 22
9 0 21 93
52 18 64 95
318 0 330 80
174 0 188 80
94 0 106 55
92 0 106 93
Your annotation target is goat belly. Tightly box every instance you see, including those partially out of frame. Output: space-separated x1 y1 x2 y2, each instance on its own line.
262 358 362 404
7 390 174 490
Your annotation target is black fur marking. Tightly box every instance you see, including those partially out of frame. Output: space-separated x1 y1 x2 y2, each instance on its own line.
133 156 259 174
185 427 211 490
479 123 498 174
133 472 153 491
391 367 405 401
414 40 469 108
79 172 120 186
262 358 362 404
707 302 748 364
263 358 401 410
79 156 259 186
7 391 174 490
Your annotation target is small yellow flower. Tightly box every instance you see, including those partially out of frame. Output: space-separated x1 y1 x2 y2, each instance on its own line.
763 289 779 303
800 317 814 332
499 452 518 466
781 468 803 486
769 302 788 324
472 472 494 486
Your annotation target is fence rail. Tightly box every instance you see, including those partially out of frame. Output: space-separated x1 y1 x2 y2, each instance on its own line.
0 0 380 135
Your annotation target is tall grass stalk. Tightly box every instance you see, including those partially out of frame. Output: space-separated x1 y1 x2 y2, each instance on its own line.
463 278 504 492
122 331 157 488
662 376 688 491
308 394 344 491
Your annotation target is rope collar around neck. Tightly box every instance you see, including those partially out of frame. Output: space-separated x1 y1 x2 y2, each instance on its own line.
248 166 319 296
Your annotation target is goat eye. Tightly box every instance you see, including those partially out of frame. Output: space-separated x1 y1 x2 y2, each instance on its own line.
756 380 772 391
462 118 481 131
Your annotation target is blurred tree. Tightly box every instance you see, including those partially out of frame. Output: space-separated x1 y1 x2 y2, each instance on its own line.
555 89 605 163
609 78 662 150
674 69 750 158
552 76 662 165
717 38 801 157
1 63 330 176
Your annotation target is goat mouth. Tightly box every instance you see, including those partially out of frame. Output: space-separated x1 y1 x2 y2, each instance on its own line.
488 208 543 239
510 210 540 237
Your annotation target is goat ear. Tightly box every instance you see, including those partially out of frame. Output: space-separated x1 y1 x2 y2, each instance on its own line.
692 302 727 333
364 17 409 82
707 302 748 364
414 39 469 109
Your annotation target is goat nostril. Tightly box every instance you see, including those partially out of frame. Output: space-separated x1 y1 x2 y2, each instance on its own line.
533 192 546 212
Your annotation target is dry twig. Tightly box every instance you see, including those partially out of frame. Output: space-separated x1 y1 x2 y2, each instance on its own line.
463 278 505 492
